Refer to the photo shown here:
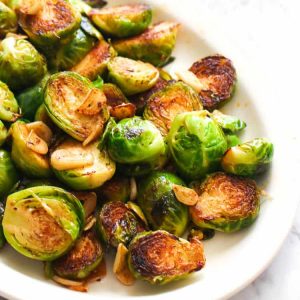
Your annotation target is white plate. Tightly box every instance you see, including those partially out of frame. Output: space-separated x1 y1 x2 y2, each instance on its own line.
1 1 299 300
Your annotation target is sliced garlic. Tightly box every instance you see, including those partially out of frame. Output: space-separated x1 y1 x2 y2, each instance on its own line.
76 89 106 116
26 130 49 155
175 70 208 92
172 184 199 206
26 121 53 145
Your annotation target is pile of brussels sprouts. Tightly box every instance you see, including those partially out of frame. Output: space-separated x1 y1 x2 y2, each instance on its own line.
0 0 274 291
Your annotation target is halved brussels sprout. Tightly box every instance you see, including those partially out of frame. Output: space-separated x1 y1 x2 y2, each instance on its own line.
0 150 19 199
71 39 117 80
187 227 215 241
96 201 145 247
50 138 115 190
112 22 180 67
69 0 92 15
107 57 159 96
34 104 55 129
143 81 202 136
89 4 152 38
225 134 241 148
0 201 5 248
168 110 228 179
11 120 53 178
127 230 205 284
0 36 47 91
211 110 246 133
221 138 274 176
189 55 237 111
46 230 103 280
137 171 189 236
0 121 7 146
0 2 17 38
44 71 109 144
107 117 168 176
0 80 19 122
2 186 85 260
18 0 81 51
83 0 106 8
190 172 259 232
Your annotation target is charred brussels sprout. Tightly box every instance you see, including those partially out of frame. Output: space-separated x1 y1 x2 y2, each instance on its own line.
71 39 116 81
137 171 189 236
190 172 260 232
221 138 274 176
50 139 115 190
107 117 168 176
144 81 202 136
0 36 47 91
0 201 4 248
0 81 19 122
2 186 85 260
46 230 103 280
89 4 152 38
112 22 180 67
103 83 128 107
0 2 17 38
168 110 227 179
11 120 53 178
18 0 81 51
44 72 109 144
211 110 246 133
0 150 19 199
128 230 205 284
96 201 145 247
107 57 159 96
0 121 7 146
189 55 236 111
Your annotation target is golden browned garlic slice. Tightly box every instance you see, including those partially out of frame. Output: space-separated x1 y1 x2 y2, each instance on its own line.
172 184 199 206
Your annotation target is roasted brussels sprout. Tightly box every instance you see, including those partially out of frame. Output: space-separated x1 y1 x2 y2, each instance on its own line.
107 57 159 96
189 55 236 111
16 74 50 121
225 134 241 148
96 201 145 247
34 104 55 129
0 36 47 91
221 138 274 176
50 139 115 190
71 39 117 81
211 110 246 133
112 22 180 67
2 186 85 260
0 80 19 122
83 0 106 8
107 117 168 176
11 120 53 178
0 150 19 199
0 121 7 146
0 201 5 248
18 0 81 51
69 0 92 15
137 171 189 236
44 72 109 144
189 172 260 232
89 4 152 38
127 230 205 284
187 227 215 241
168 110 228 179
46 230 103 280
0 2 17 38
143 81 202 136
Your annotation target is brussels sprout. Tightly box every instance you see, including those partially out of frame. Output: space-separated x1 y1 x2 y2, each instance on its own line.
103 83 128 106
189 55 236 111
168 110 228 179
112 22 180 67
18 0 81 51
0 150 19 200
137 171 189 236
46 230 103 280
69 0 92 15
107 117 168 176
225 134 241 148
127 230 205 284
11 120 53 178
16 74 50 121
71 39 117 81
89 4 152 38
80 16 102 40
211 110 246 133
0 36 47 91
0 80 19 122
0 2 17 38
50 139 115 190
107 57 159 96
0 121 7 146
44 72 109 144
96 201 145 247
34 104 55 129
2 186 85 260
189 172 260 232
83 0 106 8
187 227 215 241
221 138 274 176
0 201 5 248
144 81 202 136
